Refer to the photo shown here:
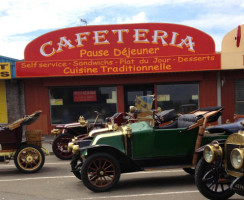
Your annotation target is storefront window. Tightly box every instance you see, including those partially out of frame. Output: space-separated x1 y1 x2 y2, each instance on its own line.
50 86 117 124
235 80 244 115
124 84 154 112
156 83 199 113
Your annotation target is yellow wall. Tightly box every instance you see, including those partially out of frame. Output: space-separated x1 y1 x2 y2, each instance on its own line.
0 81 7 124
221 24 244 70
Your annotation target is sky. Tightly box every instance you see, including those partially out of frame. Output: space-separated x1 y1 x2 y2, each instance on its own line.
1 0 244 60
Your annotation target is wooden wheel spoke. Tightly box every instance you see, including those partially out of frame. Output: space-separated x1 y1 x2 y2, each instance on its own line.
104 163 113 171
106 174 114 179
88 166 97 172
102 176 109 182
99 177 103 186
92 160 99 169
89 174 98 182
98 158 102 168
102 160 108 168
88 171 97 175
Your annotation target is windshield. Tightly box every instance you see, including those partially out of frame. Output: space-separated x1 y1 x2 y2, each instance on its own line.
135 95 154 112
135 95 154 126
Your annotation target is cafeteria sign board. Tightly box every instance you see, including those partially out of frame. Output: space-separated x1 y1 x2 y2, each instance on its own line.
15 23 220 78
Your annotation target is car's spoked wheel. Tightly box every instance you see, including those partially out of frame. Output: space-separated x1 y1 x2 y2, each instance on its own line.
52 133 73 160
14 144 45 173
195 158 234 199
81 153 120 192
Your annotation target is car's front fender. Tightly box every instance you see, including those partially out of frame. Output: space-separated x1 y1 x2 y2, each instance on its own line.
195 139 226 153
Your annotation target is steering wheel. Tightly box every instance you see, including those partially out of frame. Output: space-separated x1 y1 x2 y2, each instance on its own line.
124 112 136 123
154 113 164 124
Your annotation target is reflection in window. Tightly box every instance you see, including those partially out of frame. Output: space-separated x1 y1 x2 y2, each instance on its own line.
124 84 154 112
50 86 117 124
156 83 199 113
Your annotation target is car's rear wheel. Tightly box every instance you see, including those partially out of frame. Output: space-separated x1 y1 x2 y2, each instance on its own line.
14 144 45 173
195 157 234 199
81 153 120 192
52 133 73 160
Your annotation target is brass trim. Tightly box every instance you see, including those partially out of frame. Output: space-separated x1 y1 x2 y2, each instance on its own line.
78 116 88 128
226 131 244 145
0 150 15 157
51 128 61 135
226 169 243 177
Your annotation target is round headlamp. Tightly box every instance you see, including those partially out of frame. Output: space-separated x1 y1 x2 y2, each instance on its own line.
230 148 244 169
203 143 223 163
72 145 79 155
68 142 74 152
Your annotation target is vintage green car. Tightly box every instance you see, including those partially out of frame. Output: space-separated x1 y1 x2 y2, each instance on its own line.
195 124 244 199
69 106 232 192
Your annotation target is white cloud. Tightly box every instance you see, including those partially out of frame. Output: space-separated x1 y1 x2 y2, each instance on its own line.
117 12 148 24
91 16 106 25
179 12 244 51
1 40 27 60
0 0 244 59
181 13 244 31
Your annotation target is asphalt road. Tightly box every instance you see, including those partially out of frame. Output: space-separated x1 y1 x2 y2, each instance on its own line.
0 155 243 200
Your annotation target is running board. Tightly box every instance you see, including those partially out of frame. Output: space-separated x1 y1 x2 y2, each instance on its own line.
143 164 194 171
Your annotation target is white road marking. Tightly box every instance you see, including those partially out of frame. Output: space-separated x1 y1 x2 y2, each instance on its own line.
0 176 74 182
65 190 199 200
0 169 185 182
0 162 69 167
0 168 196 199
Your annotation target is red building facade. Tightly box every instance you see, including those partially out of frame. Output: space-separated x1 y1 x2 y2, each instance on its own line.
15 23 243 134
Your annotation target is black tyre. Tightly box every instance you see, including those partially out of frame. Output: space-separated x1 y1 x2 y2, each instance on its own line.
71 155 83 180
81 153 121 192
14 144 45 173
195 157 234 200
52 133 73 160
183 168 195 175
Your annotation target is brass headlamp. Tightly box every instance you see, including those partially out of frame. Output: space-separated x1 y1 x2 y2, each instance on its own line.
203 141 223 163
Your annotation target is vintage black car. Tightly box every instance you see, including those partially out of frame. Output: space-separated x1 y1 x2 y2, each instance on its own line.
195 119 244 199
68 106 236 192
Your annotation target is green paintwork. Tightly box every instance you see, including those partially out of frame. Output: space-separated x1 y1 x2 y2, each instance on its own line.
91 131 126 154
89 121 229 159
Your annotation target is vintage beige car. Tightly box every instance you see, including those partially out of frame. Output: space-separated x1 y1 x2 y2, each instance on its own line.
0 111 48 173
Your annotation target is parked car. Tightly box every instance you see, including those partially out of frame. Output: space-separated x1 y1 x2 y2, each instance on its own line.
51 95 155 160
51 110 138 160
69 106 234 192
195 118 244 199
0 111 48 173
51 111 105 160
